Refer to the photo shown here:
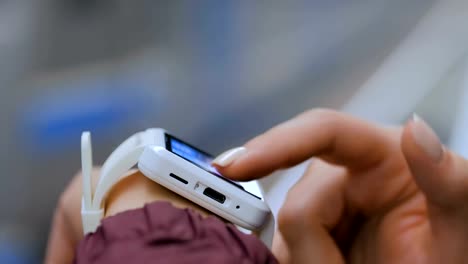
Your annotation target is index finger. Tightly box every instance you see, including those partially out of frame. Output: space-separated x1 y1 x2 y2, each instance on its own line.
213 109 396 181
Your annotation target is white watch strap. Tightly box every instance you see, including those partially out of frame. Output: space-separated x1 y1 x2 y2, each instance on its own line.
93 131 145 210
81 128 162 234
81 132 104 233
98 131 147 195
259 213 275 249
81 132 93 211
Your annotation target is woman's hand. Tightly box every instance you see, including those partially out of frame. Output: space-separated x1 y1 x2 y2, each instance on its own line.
213 109 468 263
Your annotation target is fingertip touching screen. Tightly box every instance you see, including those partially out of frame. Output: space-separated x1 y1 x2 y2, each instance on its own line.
165 133 261 200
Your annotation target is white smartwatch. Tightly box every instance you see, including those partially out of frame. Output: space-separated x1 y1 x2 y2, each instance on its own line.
81 128 275 247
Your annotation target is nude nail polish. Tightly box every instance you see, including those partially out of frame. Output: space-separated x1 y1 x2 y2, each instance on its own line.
212 147 247 167
411 113 443 162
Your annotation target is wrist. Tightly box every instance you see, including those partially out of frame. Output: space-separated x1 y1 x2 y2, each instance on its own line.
104 170 215 219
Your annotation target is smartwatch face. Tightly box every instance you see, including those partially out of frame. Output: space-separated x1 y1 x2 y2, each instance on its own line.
165 133 261 199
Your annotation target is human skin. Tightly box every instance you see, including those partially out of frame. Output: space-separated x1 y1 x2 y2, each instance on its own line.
45 109 468 263
213 109 468 264
44 169 219 264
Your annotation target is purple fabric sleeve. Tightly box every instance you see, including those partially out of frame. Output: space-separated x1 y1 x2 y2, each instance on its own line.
73 201 278 264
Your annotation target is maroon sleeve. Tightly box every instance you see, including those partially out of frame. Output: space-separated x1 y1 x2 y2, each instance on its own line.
74 201 277 264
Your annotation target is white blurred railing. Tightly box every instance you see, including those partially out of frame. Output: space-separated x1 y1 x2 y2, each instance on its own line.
449 58 468 157
343 0 468 124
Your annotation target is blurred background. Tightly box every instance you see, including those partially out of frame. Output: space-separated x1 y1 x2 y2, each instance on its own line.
1 0 468 262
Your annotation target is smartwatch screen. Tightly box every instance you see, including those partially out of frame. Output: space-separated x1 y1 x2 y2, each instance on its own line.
165 133 261 199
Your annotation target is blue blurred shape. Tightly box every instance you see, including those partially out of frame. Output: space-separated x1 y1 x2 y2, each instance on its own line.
0 241 33 264
18 74 160 153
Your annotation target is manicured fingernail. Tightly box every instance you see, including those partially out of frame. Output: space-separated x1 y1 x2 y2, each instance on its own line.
411 113 443 162
212 147 247 167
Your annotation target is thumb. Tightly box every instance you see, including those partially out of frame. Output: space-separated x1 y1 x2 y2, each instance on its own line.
401 114 468 262
401 114 468 209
